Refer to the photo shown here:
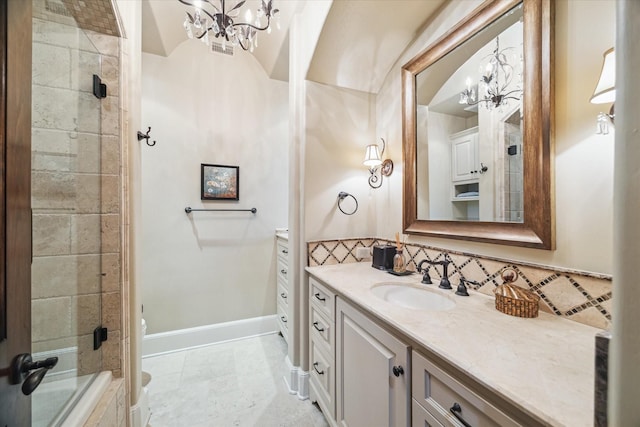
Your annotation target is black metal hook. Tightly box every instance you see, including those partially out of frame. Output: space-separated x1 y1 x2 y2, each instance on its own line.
137 127 156 146
479 162 488 174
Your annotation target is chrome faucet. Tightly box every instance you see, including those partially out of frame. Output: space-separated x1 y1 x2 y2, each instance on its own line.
417 259 452 289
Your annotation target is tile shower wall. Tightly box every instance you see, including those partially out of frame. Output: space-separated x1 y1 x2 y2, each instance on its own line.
308 238 612 330
31 4 123 378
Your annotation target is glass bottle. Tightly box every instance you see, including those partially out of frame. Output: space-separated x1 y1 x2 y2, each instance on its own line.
393 248 407 273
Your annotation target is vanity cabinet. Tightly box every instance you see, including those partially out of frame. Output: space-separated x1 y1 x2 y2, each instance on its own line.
412 351 519 427
276 234 289 344
309 277 337 420
336 297 410 427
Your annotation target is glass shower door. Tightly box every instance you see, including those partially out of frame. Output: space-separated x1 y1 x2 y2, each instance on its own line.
30 2 104 425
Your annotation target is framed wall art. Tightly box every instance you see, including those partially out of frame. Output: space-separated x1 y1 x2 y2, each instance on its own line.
201 164 239 200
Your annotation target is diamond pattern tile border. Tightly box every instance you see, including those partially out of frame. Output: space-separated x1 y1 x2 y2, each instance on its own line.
307 237 612 330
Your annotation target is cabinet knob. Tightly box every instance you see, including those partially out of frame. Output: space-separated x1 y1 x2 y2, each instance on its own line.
314 292 326 302
280 269 287 275
280 316 287 323
282 249 288 254
392 365 404 377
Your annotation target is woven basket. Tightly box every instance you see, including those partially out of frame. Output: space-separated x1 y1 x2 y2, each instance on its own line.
494 268 539 318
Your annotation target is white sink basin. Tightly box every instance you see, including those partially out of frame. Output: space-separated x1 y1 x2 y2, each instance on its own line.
371 283 456 311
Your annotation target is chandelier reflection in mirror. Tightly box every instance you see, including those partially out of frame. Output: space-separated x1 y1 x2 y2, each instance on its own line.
180 0 280 52
459 36 522 110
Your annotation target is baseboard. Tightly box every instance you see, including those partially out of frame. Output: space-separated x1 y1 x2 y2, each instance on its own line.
297 370 309 400
142 315 278 357
130 386 150 427
283 355 299 394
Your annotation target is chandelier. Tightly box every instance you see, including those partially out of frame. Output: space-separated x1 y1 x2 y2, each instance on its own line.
459 36 521 109
179 0 279 52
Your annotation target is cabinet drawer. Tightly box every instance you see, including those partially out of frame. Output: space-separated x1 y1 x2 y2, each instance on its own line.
276 239 289 260
412 351 519 427
277 257 288 283
309 277 334 319
310 338 335 417
277 303 289 337
412 398 444 427
277 280 289 309
310 305 333 352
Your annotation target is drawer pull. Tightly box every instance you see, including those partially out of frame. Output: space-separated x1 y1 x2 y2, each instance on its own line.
280 316 287 323
392 365 404 377
314 292 326 302
312 321 325 332
280 292 287 299
280 269 287 275
450 403 472 427
282 249 288 254
313 362 325 375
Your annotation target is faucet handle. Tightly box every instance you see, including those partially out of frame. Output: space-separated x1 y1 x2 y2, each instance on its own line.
421 268 432 285
455 278 469 296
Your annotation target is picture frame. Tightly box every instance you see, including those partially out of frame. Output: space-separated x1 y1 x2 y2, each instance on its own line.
201 164 240 200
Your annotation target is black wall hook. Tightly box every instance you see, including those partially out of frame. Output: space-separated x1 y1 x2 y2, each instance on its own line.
137 127 156 146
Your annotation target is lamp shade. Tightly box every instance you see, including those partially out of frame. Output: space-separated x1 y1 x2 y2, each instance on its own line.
590 47 615 104
363 144 382 167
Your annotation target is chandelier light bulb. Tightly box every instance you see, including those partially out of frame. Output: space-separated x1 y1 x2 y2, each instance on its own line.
179 0 279 52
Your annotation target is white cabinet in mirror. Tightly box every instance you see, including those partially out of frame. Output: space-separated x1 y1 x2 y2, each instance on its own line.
415 4 524 223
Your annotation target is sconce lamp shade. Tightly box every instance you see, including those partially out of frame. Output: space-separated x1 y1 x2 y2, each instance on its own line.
363 144 382 167
590 47 615 104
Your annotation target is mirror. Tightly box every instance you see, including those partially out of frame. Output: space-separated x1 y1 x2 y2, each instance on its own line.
402 0 553 249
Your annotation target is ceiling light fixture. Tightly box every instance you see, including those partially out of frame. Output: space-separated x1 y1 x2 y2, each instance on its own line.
179 0 280 53
459 36 522 109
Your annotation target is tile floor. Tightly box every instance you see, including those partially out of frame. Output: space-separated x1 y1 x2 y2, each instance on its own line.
142 333 329 427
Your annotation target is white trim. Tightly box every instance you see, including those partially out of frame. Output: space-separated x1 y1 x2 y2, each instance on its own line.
283 355 299 394
129 386 150 427
142 315 278 357
297 370 309 400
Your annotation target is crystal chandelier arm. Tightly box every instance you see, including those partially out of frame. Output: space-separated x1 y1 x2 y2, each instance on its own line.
230 14 273 32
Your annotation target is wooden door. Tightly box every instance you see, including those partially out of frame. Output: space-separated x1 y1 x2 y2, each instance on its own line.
336 298 410 427
0 0 33 425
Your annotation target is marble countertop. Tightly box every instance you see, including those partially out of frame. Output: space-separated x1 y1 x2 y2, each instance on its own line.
275 229 289 240
306 262 601 427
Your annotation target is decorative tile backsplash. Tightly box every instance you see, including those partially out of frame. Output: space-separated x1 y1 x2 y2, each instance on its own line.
308 238 612 330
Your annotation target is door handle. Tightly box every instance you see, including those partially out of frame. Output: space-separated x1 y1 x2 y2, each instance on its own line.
10 353 58 395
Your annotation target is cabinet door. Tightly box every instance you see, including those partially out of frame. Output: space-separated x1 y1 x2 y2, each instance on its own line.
451 133 478 182
336 298 410 427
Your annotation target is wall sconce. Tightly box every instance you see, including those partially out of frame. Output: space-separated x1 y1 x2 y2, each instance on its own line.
590 47 615 135
364 138 393 188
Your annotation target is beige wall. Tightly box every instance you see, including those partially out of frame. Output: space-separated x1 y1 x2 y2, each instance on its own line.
140 42 289 334
304 82 378 241
371 0 616 275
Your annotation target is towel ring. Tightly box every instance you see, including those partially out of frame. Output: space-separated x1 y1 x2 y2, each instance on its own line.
337 192 358 215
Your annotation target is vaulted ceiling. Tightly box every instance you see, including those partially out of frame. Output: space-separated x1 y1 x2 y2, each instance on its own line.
141 0 446 93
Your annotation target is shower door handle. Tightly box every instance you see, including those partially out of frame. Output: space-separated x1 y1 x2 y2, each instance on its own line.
9 353 58 395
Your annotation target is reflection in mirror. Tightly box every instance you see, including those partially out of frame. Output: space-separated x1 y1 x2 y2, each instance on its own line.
402 0 553 249
416 4 524 222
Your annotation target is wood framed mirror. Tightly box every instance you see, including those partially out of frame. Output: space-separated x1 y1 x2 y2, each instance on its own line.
402 0 553 249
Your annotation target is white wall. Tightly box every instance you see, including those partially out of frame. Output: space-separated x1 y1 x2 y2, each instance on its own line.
141 41 288 334
374 0 615 275
304 81 378 241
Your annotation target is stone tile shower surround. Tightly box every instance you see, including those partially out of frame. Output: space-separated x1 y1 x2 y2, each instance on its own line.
308 238 612 330
31 2 124 381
